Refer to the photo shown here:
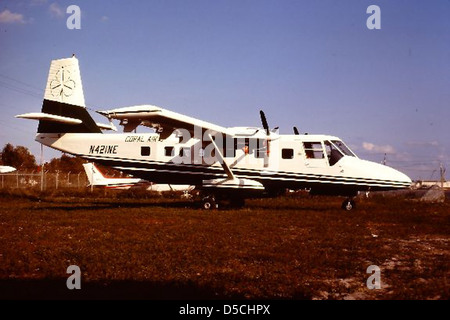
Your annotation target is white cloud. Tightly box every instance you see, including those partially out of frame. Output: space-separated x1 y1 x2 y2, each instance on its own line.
362 142 395 154
406 141 439 147
49 2 64 18
0 9 26 24
30 0 48 6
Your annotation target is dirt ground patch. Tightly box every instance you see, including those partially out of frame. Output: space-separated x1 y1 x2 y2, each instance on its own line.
0 190 448 300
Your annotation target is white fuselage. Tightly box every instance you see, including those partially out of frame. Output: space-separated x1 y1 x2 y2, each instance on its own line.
36 131 411 196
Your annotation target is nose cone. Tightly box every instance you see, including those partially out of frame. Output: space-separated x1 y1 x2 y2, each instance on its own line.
375 163 412 188
340 157 412 189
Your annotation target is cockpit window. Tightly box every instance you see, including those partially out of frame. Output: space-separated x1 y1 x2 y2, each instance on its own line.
324 141 343 166
331 140 356 157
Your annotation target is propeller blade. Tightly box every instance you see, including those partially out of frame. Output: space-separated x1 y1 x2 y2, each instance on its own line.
259 110 270 136
293 126 299 135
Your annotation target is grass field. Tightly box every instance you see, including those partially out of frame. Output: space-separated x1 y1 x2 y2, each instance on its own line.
0 189 448 300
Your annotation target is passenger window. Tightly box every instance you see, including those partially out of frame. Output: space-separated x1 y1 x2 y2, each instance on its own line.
255 139 267 158
224 137 235 157
165 146 174 157
303 142 324 159
225 148 235 158
255 149 266 158
282 148 294 159
141 146 151 156
235 138 247 153
179 147 191 157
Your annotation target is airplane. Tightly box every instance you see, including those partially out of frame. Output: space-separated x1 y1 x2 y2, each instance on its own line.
0 166 16 174
16 56 412 210
82 162 193 192
82 162 150 190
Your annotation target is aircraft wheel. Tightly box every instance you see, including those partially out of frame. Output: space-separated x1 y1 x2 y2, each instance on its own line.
342 199 355 211
202 196 218 210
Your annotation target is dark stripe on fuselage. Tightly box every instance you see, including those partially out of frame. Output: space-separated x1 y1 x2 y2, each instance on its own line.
79 154 410 194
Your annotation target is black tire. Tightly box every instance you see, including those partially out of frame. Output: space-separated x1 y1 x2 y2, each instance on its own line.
202 196 217 210
342 199 355 211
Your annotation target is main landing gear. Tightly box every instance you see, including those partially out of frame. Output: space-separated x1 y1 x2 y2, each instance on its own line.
202 195 218 210
341 198 356 211
201 194 246 210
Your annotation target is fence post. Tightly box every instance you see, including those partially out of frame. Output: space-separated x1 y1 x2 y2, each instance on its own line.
90 165 94 193
40 166 44 191
16 171 19 188
56 171 59 190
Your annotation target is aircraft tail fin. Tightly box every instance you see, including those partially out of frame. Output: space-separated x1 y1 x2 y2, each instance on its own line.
16 56 102 134
82 163 107 186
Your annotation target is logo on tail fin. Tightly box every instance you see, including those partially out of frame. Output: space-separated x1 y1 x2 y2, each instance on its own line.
50 67 76 99
44 56 85 107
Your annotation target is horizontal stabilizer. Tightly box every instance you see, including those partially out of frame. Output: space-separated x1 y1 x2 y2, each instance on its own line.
96 122 117 131
0 166 16 174
15 112 82 125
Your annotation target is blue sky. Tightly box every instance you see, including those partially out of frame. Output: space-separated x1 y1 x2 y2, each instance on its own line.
0 0 449 180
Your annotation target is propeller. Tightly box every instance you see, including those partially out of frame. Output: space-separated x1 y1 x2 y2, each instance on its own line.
259 110 270 136
293 126 299 135
259 110 275 158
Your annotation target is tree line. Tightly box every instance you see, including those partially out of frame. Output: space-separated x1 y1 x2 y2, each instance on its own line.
1 143 85 173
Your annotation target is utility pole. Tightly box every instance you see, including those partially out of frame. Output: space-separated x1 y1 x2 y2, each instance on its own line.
440 163 446 188
40 144 44 191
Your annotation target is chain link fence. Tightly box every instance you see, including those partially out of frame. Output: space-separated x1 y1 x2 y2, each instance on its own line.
0 171 88 190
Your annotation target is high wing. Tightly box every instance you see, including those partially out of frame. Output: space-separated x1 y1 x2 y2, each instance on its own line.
98 105 228 139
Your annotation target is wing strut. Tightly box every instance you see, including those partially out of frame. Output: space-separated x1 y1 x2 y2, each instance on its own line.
207 133 235 180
